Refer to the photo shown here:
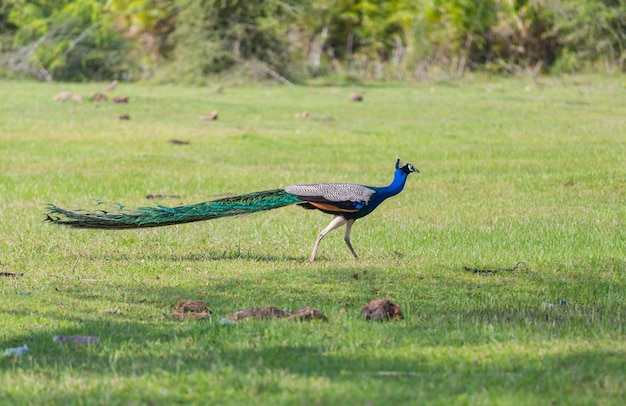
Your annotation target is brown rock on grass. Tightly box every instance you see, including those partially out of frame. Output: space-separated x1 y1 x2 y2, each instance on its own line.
287 306 328 322
228 306 289 321
172 300 212 320
200 111 219 121
349 93 363 102
361 299 403 321
93 93 108 102
53 91 73 101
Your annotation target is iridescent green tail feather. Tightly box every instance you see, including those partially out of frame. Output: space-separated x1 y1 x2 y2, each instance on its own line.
46 189 303 229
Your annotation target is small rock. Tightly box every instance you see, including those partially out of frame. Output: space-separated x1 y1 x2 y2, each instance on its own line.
112 96 129 104
168 139 189 145
92 93 108 102
361 299 403 321
172 300 212 320
53 336 100 344
349 93 363 102
146 194 181 200
200 111 219 121
218 318 236 325
115 114 130 120
287 306 328 322
4 344 28 356
228 306 289 321
53 91 73 101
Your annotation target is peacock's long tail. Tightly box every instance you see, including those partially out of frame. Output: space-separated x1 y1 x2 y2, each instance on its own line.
46 189 303 229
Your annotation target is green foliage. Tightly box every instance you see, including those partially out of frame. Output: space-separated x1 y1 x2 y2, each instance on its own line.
0 2 18 73
551 0 626 72
425 0 497 52
158 0 296 85
413 0 558 76
2 0 138 81
331 0 408 58
106 0 176 75
477 0 552 71
1 0 625 81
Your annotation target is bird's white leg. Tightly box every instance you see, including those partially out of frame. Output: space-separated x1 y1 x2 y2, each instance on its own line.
309 216 347 262
343 219 358 259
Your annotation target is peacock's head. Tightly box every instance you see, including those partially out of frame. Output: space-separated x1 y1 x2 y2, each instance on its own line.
396 158 420 174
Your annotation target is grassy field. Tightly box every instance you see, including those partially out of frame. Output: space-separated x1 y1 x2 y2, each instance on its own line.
1 75 625 405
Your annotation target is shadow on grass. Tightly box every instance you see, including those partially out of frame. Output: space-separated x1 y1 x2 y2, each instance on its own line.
2 263 625 342
89 251 309 262
1 260 625 402
1 306 625 404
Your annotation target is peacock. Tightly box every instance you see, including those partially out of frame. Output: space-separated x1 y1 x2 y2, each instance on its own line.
46 159 419 261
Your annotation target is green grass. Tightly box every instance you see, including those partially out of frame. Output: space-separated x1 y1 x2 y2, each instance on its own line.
1 75 625 405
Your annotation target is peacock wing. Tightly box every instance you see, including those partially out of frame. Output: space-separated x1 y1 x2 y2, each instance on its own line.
285 183 376 211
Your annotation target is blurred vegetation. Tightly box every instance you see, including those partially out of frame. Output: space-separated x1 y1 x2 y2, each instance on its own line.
1 0 624 83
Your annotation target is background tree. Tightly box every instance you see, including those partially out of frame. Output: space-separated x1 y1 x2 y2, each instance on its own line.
551 0 626 72
416 0 498 76
157 0 297 85
1 0 139 81
484 0 557 73
0 0 623 82
106 0 176 78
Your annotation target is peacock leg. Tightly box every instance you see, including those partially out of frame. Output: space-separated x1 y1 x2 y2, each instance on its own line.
309 215 347 262
343 219 358 259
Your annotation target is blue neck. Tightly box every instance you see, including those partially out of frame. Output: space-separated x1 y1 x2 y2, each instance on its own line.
344 167 410 220
378 167 410 198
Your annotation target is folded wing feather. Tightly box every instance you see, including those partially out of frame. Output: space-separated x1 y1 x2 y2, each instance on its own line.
285 183 376 211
